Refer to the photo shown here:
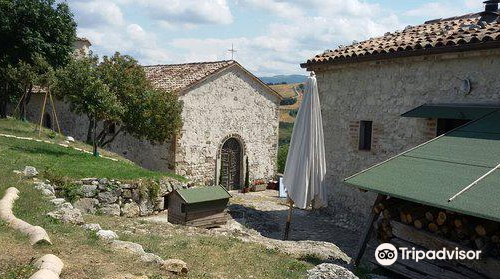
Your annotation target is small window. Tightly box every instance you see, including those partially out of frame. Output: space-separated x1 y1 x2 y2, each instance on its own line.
436 119 470 136
359 121 373 151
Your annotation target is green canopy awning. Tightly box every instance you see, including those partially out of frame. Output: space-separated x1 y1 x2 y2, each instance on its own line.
345 110 500 222
401 104 499 120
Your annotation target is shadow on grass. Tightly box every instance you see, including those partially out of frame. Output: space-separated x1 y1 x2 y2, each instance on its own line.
9 144 73 157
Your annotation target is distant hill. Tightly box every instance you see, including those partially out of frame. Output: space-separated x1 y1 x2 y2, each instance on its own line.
259 75 307 85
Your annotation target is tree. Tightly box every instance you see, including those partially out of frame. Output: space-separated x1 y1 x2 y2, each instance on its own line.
55 52 183 153
54 55 122 155
93 53 182 147
0 0 76 118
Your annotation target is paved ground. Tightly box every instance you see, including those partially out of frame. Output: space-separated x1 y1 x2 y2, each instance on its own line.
227 190 361 258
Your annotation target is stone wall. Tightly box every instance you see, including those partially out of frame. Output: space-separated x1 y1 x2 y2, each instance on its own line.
64 177 187 217
176 66 281 185
310 49 500 221
20 98 176 172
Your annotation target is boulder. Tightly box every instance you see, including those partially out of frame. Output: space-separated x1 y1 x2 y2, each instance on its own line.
80 185 98 198
101 204 121 216
98 191 119 204
121 202 140 218
141 253 164 265
122 189 132 199
66 136 75 142
82 223 102 232
73 198 99 214
161 259 188 274
111 240 145 254
307 264 358 279
23 166 38 177
50 198 66 206
138 198 154 217
96 230 118 241
154 197 165 211
47 207 84 225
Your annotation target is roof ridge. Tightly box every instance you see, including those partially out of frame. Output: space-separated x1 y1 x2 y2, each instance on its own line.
144 60 235 68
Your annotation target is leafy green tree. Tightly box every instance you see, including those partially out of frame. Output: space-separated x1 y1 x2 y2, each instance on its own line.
94 53 183 147
277 144 289 173
0 0 76 117
54 55 123 155
56 52 183 152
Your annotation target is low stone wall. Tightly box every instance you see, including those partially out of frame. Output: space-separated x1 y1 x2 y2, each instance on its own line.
57 177 188 218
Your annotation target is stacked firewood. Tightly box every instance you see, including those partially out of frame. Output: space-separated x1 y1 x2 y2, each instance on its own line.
375 198 500 258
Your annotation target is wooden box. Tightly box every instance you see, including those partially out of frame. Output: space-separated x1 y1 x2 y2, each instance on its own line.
168 186 231 228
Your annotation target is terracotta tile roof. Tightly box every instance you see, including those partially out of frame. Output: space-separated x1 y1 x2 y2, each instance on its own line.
302 11 500 68
144 60 236 93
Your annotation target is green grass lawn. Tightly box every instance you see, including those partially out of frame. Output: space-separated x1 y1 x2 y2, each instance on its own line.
0 118 312 279
0 118 184 181
279 122 294 146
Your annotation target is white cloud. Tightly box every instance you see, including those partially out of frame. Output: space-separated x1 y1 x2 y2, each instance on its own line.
137 0 233 26
71 0 125 28
404 1 484 19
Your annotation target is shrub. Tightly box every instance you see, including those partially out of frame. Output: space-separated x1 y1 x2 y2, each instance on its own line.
277 144 289 173
288 109 298 117
280 97 297 106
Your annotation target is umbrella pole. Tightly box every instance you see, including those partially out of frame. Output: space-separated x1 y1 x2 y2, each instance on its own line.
283 198 293 240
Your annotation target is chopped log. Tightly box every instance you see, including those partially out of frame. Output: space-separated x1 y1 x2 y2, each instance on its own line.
400 211 408 224
491 235 499 244
428 222 439 233
414 218 429 230
437 211 447 226
476 222 499 237
425 211 434 222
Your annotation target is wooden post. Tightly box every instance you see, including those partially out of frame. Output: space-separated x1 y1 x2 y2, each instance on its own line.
283 198 294 240
38 92 49 137
48 90 61 135
354 193 387 266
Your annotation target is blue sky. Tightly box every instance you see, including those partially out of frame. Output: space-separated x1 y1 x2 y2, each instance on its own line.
67 0 484 76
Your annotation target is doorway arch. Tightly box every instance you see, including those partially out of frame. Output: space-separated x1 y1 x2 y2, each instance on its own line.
217 135 246 190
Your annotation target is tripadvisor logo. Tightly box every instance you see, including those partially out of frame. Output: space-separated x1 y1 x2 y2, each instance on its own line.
375 243 482 266
375 243 398 266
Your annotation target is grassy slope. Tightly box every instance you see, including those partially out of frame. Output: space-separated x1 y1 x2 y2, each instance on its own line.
0 118 312 279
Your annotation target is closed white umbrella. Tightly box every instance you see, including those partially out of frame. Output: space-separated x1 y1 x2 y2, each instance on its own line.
282 72 327 239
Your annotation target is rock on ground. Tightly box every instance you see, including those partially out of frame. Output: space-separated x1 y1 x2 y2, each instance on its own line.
307 263 358 279
47 206 84 225
23 166 38 177
161 259 188 275
97 229 119 241
73 198 99 214
101 204 120 216
82 223 102 232
122 202 140 218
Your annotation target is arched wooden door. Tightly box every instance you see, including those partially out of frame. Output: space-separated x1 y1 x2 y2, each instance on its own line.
220 138 242 190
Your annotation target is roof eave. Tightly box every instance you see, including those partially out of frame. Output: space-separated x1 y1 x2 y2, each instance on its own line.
301 40 500 70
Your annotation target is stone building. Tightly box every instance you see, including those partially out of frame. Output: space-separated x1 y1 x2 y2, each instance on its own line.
23 57 281 188
301 6 500 221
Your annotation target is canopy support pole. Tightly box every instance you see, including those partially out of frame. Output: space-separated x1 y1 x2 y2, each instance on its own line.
448 162 500 202
283 198 294 240
354 194 387 266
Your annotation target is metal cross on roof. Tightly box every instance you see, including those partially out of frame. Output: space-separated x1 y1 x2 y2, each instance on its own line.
228 44 237 60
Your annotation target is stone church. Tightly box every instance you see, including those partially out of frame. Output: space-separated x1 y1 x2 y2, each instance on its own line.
22 39 282 189
302 5 500 221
